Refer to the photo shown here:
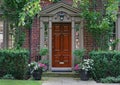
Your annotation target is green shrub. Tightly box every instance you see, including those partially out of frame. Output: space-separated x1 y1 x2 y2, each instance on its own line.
39 47 48 56
0 49 29 79
101 76 120 83
73 49 86 64
89 51 120 81
2 74 14 79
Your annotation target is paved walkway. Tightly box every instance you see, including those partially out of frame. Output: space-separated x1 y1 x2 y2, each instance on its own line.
42 77 120 85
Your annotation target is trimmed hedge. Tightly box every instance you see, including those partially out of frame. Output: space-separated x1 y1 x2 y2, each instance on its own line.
89 51 120 81
101 76 120 83
0 49 29 79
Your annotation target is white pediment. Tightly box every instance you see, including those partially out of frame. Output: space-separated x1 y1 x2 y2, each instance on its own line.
40 2 80 16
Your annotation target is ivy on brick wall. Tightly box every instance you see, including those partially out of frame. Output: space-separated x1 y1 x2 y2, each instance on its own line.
73 0 119 50
1 0 62 49
1 0 41 49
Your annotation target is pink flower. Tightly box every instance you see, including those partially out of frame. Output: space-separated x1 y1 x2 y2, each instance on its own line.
74 64 80 71
38 62 47 69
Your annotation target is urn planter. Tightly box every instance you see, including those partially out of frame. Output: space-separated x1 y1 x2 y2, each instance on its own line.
32 69 42 80
80 70 89 81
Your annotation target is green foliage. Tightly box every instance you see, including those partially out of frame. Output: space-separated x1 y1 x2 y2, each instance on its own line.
101 76 120 83
109 39 120 50
73 49 85 64
0 80 42 85
1 0 26 22
73 0 119 50
39 47 48 56
2 74 14 80
19 0 41 26
2 0 41 27
1 0 27 48
40 60 49 65
10 27 26 49
1 0 41 48
73 49 85 59
89 51 120 81
0 49 29 79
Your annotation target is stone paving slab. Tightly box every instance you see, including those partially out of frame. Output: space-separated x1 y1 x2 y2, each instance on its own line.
42 77 120 85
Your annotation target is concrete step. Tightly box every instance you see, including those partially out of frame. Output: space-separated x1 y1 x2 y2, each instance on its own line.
42 71 79 78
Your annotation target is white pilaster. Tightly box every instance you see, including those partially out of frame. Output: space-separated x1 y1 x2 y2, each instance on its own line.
79 20 84 49
72 17 75 69
116 14 120 50
3 19 8 48
49 17 52 70
40 18 44 49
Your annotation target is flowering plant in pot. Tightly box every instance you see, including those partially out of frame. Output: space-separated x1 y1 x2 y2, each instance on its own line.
74 59 94 80
28 61 47 80
73 49 85 63
39 47 48 56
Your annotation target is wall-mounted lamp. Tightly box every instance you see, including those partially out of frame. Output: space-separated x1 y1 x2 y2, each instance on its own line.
59 12 64 21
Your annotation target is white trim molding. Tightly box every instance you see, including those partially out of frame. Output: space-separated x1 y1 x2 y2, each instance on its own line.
39 2 82 71
51 67 72 72
116 14 120 50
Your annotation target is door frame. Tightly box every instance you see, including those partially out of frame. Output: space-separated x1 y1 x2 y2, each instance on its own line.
39 1 83 71
51 22 74 71
51 23 72 70
40 18 83 71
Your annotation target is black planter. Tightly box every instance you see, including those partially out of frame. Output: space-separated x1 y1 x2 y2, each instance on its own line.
80 70 89 81
32 69 42 80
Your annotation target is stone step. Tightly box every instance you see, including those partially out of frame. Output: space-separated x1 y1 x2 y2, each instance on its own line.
42 71 79 78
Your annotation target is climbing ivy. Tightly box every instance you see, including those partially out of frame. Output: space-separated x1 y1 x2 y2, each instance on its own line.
1 0 41 49
73 0 119 50
2 0 119 50
19 0 41 26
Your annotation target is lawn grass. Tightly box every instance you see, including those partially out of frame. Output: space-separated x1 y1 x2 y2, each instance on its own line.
0 79 42 85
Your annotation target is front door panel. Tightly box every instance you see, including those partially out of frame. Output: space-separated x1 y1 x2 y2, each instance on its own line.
52 23 71 67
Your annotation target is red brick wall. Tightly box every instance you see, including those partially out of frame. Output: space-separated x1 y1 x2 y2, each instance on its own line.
23 29 30 49
41 0 52 9
84 28 94 53
23 16 40 61
40 0 73 9
23 0 96 60
30 16 40 61
25 0 73 60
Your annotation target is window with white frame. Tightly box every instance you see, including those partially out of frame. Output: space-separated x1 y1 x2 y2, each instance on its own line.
44 22 49 48
8 31 14 48
109 22 117 50
75 23 81 49
0 20 3 48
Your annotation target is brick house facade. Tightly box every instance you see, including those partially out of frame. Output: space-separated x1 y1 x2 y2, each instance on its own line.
22 0 120 71
1 0 120 71
24 0 94 58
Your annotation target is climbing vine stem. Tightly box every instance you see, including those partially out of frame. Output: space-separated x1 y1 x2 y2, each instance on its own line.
73 0 119 50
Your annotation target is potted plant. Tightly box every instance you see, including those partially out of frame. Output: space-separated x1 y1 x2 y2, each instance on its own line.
28 61 47 80
74 59 94 80
39 47 48 56
39 47 49 69
73 49 85 63
73 48 94 80
36 47 48 62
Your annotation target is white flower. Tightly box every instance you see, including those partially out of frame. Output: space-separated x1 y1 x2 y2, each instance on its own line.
80 59 94 71
28 64 30 67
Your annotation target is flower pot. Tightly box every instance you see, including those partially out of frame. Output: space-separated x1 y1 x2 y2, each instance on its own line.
80 70 89 81
32 69 42 80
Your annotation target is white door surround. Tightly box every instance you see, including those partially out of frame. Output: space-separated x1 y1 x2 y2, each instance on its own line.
39 2 83 71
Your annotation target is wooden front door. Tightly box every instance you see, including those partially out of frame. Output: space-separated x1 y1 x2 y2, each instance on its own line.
52 23 71 67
